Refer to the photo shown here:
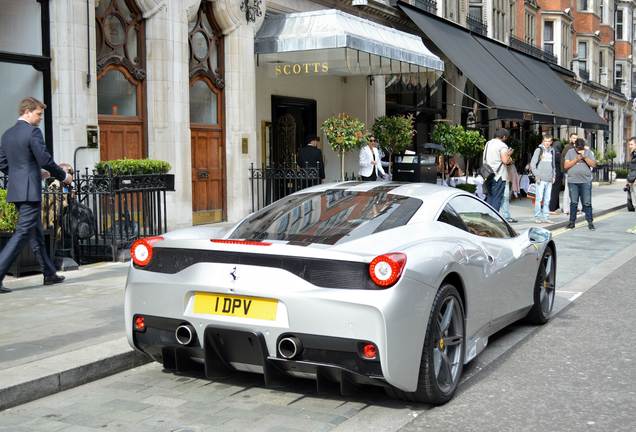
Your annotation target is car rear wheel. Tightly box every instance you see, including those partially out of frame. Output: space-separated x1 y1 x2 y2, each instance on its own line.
526 246 556 324
386 284 465 405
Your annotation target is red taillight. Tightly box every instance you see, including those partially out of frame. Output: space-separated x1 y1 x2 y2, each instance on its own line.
134 315 145 332
211 239 272 246
130 236 164 267
369 253 407 288
361 343 378 360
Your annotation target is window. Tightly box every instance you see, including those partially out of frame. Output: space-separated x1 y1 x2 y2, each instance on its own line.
97 69 137 116
230 190 423 245
578 41 588 72
543 21 554 54
616 63 624 90
578 0 588 12
447 196 513 238
437 205 469 232
525 12 536 45
617 10 624 40
444 0 460 22
600 0 604 23
599 50 604 84
561 23 570 67
509 0 516 36
492 0 506 41
469 0 483 20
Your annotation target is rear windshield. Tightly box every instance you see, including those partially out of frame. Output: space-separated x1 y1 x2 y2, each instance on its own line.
230 189 422 245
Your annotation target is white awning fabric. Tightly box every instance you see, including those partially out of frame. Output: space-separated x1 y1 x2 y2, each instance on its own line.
255 9 444 76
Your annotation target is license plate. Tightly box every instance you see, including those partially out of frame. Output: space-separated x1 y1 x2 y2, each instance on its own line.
193 292 278 320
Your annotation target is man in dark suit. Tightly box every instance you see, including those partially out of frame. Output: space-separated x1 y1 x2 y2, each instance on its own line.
0 97 72 293
297 135 325 182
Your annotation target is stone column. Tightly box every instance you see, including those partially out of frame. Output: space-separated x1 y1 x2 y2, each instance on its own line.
213 0 265 222
366 75 386 124
49 0 99 170
136 0 200 229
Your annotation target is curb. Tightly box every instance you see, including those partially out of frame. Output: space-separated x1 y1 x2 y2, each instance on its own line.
0 338 150 412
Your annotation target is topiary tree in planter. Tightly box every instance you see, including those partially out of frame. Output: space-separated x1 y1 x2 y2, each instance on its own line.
372 114 415 177
0 189 18 232
321 113 366 180
432 122 463 181
456 129 486 182
95 159 174 191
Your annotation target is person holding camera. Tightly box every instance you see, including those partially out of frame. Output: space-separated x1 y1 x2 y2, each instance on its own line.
564 137 596 230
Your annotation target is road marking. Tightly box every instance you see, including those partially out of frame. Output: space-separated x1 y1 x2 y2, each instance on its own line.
552 209 624 237
627 225 636 234
569 292 583 301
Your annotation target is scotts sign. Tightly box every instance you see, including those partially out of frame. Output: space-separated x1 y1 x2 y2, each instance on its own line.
275 62 329 76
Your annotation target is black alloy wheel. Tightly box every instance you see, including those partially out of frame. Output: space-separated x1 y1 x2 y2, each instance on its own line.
526 246 556 324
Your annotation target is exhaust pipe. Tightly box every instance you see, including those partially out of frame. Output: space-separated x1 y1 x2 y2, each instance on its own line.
175 324 195 346
278 336 303 359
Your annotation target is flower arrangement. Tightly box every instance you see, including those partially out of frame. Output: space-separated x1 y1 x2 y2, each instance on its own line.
322 113 366 180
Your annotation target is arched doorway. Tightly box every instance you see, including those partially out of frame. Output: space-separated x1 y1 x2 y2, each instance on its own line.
96 0 145 161
189 4 225 225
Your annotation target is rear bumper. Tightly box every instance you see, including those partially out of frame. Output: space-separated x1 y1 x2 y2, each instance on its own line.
133 315 387 391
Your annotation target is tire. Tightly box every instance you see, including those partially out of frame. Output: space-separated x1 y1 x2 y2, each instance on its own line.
386 284 465 405
525 246 556 325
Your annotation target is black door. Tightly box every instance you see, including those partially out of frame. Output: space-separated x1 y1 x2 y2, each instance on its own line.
271 96 317 166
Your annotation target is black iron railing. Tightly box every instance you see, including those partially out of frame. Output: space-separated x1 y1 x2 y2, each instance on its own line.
466 15 487 36
613 82 624 93
412 0 437 14
578 69 590 81
509 35 558 64
1 169 171 266
249 163 322 212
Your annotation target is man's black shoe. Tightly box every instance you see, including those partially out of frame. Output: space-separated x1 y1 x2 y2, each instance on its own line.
566 222 575 229
44 274 65 285
588 223 596 231
0 285 12 294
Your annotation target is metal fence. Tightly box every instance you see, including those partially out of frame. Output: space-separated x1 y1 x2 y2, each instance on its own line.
248 163 322 212
1 170 170 266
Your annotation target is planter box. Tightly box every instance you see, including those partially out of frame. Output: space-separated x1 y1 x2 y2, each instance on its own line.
0 229 54 277
112 174 175 191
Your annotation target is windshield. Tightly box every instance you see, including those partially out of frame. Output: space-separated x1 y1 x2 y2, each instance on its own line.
230 189 422 245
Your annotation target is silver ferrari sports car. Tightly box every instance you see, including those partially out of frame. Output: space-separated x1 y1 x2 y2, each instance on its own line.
125 181 556 404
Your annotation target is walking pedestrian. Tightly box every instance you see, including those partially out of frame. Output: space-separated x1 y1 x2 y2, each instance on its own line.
626 137 636 207
549 138 563 214
483 128 513 210
359 135 387 181
0 97 72 294
530 135 556 223
297 135 325 182
564 137 596 230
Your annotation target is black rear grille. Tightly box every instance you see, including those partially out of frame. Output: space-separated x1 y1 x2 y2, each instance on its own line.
138 248 379 290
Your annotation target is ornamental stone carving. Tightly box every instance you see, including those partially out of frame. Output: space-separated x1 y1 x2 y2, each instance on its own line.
212 0 265 35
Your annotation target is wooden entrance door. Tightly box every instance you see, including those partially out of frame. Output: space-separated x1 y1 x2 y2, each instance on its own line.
191 125 225 225
271 96 317 166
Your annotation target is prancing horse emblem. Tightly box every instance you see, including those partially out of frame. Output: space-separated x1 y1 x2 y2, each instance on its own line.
230 266 238 281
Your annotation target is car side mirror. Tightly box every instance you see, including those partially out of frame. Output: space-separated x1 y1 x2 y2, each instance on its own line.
527 227 550 243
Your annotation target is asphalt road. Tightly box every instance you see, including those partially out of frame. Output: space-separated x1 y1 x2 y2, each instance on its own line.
1 211 636 432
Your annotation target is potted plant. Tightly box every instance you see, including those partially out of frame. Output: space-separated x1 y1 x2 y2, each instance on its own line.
0 189 54 277
95 159 174 191
432 122 463 182
455 129 486 183
321 113 366 180
372 114 415 177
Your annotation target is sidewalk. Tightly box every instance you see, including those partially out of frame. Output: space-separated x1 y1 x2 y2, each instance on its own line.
0 181 629 411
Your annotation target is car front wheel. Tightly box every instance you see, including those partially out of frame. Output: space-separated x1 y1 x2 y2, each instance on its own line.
526 246 556 325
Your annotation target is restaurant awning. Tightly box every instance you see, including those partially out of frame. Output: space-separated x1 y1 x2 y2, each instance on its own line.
399 2 608 130
255 9 444 76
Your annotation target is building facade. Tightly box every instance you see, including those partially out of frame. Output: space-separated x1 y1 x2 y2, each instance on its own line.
0 0 632 230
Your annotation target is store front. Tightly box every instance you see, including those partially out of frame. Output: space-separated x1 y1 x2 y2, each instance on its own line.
254 9 443 182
